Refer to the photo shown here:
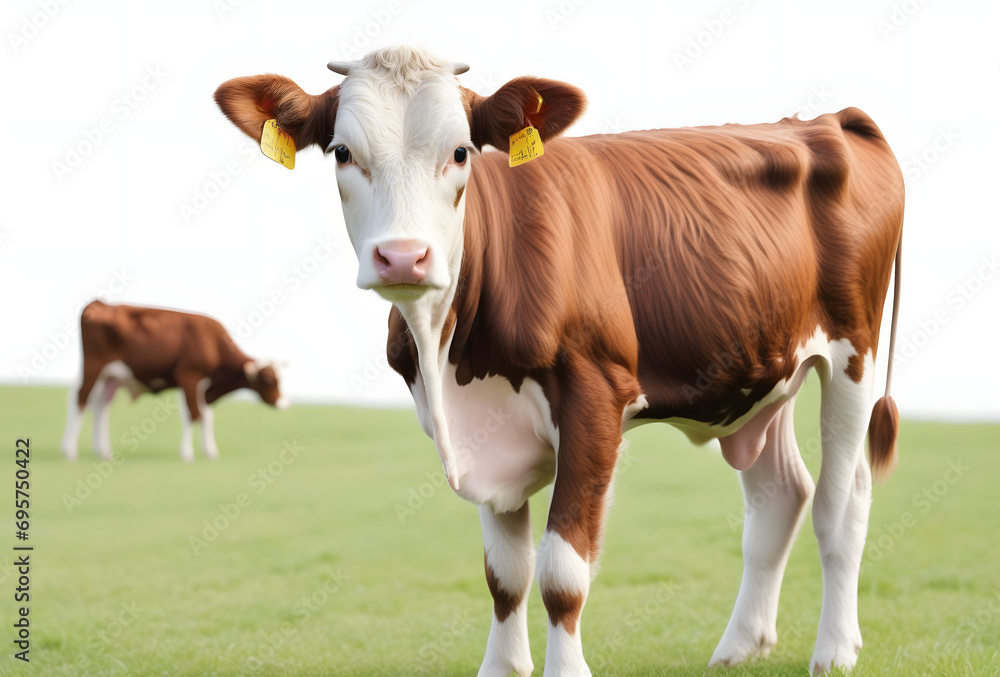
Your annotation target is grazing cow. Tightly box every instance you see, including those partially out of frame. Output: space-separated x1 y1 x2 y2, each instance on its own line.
61 300 288 461
215 46 902 676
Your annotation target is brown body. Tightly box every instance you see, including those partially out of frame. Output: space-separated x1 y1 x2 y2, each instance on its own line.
388 108 903 639
394 107 902 456
62 301 283 461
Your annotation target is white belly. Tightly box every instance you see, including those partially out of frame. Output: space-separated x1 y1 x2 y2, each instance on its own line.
407 326 844 506
101 360 150 400
411 366 558 513
627 326 848 470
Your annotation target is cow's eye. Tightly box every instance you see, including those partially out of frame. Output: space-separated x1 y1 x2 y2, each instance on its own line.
454 147 468 164
334 145 351 164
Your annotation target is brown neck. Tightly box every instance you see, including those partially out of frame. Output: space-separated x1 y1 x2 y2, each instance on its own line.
204 369 253 405
206 336 255 404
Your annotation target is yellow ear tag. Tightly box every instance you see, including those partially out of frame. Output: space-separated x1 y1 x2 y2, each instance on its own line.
509 92 545 168
509 126 544 167
260 119 295 170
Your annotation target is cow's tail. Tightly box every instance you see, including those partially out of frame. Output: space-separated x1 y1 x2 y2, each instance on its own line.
868 238 902 483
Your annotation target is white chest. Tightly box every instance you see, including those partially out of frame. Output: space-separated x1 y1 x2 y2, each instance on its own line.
410 366 558 513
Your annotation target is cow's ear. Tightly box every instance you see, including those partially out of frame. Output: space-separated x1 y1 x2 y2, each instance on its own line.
462 77 586 152
243 360 260 382
214 75 338 151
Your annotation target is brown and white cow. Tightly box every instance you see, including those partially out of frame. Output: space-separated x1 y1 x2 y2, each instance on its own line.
215 46 903 676
61 300 287 461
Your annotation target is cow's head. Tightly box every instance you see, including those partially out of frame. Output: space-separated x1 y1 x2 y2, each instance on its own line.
215 46 586 308
244 360 288 409
217 47 586 488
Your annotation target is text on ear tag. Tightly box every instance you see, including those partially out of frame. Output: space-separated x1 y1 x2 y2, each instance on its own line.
509 126 544 167
260 119 296 170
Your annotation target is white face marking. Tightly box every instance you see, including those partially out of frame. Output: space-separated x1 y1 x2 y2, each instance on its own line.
264 359 289 408
330 50 472 303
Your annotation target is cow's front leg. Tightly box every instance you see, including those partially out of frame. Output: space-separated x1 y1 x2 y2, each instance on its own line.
537 370 628 677
91 376 119 460
537 515 595 677
538 459 618 677
176 374 201 462
478 502 535 677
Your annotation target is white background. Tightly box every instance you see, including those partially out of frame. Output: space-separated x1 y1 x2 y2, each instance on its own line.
2 0 997 421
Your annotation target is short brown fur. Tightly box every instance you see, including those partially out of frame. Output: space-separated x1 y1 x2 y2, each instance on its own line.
390 108 904 561
540 587 585 635
484 554 523 623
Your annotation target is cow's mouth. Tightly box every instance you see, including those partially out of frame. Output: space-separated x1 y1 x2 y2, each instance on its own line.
378 282 428 291
372 282 441 303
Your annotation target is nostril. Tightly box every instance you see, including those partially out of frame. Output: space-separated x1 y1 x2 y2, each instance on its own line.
373 240 432 285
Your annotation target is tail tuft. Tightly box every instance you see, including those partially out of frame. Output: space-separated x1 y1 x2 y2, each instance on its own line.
869 233 902 483
868 395 899 482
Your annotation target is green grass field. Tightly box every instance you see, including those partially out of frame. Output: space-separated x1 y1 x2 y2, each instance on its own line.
0 379 997 676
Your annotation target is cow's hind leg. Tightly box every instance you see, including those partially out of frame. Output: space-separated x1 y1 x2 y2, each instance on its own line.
809 348 875 674
478 502 534 677
710 397 815 666
90 375 120 460
196 378 219 459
